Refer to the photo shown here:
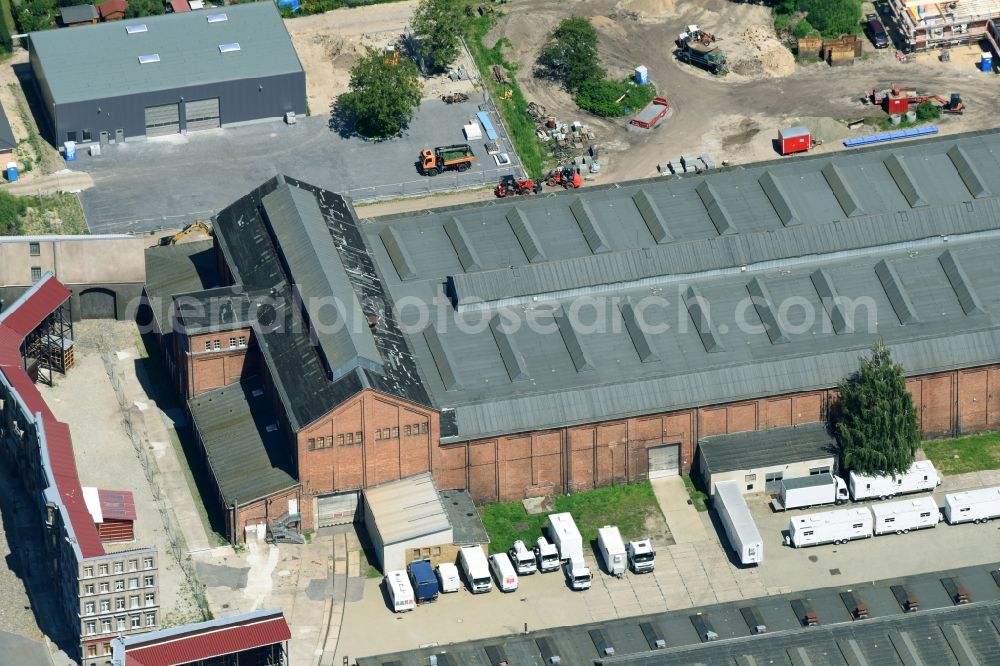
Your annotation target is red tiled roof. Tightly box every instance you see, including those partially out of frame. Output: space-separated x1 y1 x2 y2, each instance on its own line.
97 0 128 15
169 0 190 12
124 616 291 666
0 276 104 558
98 489 137 522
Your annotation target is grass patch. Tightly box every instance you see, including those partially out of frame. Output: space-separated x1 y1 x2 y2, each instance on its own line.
923 432 1000 476
366 563 382 579
479 482 663 555
20 192 88 235
683 475 708 512
465 14 547 179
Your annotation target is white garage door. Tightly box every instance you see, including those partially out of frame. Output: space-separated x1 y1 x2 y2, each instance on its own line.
185 98 221 132
316 491 359 528
648 444 680 479
144 103 180 137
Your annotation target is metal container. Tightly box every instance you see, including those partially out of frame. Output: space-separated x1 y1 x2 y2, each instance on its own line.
634 65 649 84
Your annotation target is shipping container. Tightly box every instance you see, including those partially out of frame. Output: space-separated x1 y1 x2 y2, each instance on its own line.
778 126 811 155
714 480 763 564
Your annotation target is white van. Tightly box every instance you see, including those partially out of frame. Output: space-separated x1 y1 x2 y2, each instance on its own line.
459 546 492 594
385 570 415 613
435 562 460 594
489 553 519 592
508 540 537 575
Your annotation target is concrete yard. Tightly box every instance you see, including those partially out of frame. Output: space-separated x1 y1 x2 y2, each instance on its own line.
77 92 521 234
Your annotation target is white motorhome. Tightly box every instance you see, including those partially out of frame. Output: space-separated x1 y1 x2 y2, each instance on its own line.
627 539 655 573
597 525 627 577
546 512 584 561
714 480 763 565
944 486 1000 525
565 554 592 591
435 562 460 593
849 460 941 501
489 553 519 592
508 540 537 575
385 570 415 613
871 496 940 535
788 508 873 548
534 537 560 572
459 546 492 594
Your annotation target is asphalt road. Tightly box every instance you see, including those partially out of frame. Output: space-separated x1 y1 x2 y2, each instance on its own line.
76 92 522 234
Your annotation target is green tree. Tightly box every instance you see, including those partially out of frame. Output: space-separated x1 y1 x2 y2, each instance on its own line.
340 47 422 139
411 0 465 74
835 339 920 476
539 16 603 92
125 0 164 19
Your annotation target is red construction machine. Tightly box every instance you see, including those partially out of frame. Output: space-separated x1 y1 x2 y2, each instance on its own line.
495 175 542 197
545 167 582 189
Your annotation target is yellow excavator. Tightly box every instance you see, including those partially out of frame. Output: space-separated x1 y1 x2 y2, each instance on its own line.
159 220 211 246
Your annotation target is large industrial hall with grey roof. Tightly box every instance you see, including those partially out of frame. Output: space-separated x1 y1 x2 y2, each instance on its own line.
143 128 1000 539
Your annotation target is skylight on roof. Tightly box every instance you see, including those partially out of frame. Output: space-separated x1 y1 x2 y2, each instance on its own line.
125 24 147 34
207 13 228 23
219 43 241 53
138 54 160 64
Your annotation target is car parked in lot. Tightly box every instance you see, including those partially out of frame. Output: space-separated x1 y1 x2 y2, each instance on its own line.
866 13 890 49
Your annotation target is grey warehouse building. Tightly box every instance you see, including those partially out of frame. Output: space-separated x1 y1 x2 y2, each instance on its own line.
29 1 306 145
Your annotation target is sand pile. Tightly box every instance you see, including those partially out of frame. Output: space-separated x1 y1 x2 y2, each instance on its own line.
591 15 628 39
727 24 795 78
616 0 676 19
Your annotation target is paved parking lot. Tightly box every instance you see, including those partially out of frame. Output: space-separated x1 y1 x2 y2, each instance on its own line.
77 92 522 234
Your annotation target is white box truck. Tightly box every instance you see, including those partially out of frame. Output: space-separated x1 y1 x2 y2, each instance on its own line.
872 496 940 535
597 526 627 577
534 537 560 572
459 546 492 594
508 540 537 575
788 508 873 548
435 562 460 593
849 460 941 501
714 480 763 565
565 554 592 590
546 512 584 562
944 486 1000 524
627 538 655 573
384 570 415 613
771 474 849 511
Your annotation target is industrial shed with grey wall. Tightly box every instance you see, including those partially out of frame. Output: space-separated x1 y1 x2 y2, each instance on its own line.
28 1 305 145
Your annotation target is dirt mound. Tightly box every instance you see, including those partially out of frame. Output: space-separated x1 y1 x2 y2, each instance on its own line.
616 0 676 19
727 24 795 78
591 15 628 39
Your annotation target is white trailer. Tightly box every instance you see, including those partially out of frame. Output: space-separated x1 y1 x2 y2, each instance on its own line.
714 480 763 565
772 474 849 511
871 496 940 535
597 525 627 577
546 512 584 562
849 460 941 501
788 508 873 548
944 486 1000 525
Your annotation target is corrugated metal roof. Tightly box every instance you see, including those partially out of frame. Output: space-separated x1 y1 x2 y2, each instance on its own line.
699 423 836 475
121 610 290 666
32 1 302 104
97 488 137 522
363 473 452 546
0 273 71 336
0 100 15 151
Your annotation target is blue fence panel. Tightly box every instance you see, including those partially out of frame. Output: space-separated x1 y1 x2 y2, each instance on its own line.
843 125 938 147
476 112 498 141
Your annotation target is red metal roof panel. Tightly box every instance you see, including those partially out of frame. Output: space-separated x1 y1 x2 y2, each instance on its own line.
0 275 71 338
97 0 128 16
169 0 190 12
125 616 291 666
97 489 137 522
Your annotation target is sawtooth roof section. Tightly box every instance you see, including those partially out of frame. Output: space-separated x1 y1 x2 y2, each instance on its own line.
875 259 919 325
811 268 850 334
632 189 673 242
490 315 530 382
939 249 984 316
619 297 660 363
758 170 801 227
554 308 594 372
422 326 461 391
884 154 928 208
822 162 865 217
31 2 302 104
948 144 991 199
695 180 738 235
442 217 481 272
262 182 383 380
507 206 546 263
570 197 612 253
682 284 723 353
746 276 789 344
381 227 417 281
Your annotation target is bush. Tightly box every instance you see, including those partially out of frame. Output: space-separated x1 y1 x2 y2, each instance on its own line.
539 16 602 92
795 0 862 38
915 100 941 121
574 77 655 117
774 13 791 31
792 18 815 38
0 190 27 236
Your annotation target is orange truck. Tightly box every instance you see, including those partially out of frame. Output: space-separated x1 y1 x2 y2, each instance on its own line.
420 144 475 176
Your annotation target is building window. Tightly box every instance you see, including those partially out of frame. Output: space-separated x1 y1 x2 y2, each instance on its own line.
84 602 95 615
308 438 315 451
130 615 141 629
345 432 353 445
204 341 212 351
100 600 110 613
213 339 221 350
129 578 139 589
115 598 125 611
101 619 111 633
765 471 784 483
143 558 153 570
103 643 112 656
114 580 124 592
404 425 412 436
421 422 428 434
83 567 93 578
82 129 92 142
98 564 108 576
317 436 325 448
144 593 155 607
238 335 247 347
392 427 399 438
229 337 236 349
30 267 41 283
99 583 109 594
85 584 95 595
87 645 97 657
28 242 41 256
86 621 96 636
143 576 154 587
113 562 123 574
128 560 137 572
337 434 344 445
129 595 139 609
744 474 757 482
375 429 382 441
145 612 156 627
809 466 830 476
116 617 126 631
355 431 362 444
